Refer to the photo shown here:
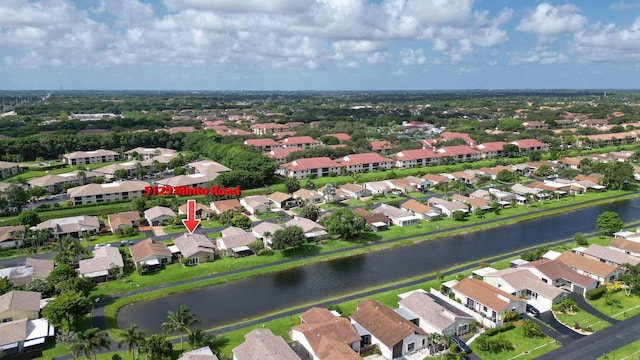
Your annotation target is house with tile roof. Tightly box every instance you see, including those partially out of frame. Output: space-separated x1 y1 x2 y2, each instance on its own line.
475 142 507 158
209 199 242 214
400 199 441 221
285 217 328 240
279 136 323 149
0 291 53 355
144 206 177 226
445 277 526 328
263 148 302 164
62 149 119 166
251 222 283 248
339 183 372 199
129 238 172 268
511 139 550 152
0 161 21 180
67 180 148 205
178 346 219 360
233 328 301 360
397 290 475 337
186 160 231 175
370 140 393 153
519 259 598 296
27 170 104 193
352 208 390 232
481 268 569 312
156 172 221 189
438 131 476 146
78 246 125 282
0 225 25 249
216 230 256 257
278 157 342 179
107 211 140 233
324 133 351 142
336 153 394 173
574 244 640 269
178 202 212 219
36 215 100 239
436 145 482 162
293 188 324 204
243 138 283 151
350 299 428 360
391 149 440 168
556 252 622 285
373 204 419 227
250 123 290 135
173 233 216 265
240 196 271 215
124 147 176 160
0 291 42 322
291 307 361 360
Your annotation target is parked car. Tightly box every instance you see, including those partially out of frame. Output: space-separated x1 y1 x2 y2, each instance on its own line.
119 240 134 246
94 243 111 250
526 304 540 317
451 336 472 354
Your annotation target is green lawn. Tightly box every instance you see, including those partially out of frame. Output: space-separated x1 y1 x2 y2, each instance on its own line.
162 224 191 235
469 324 562 360
587 290 640 320
257 212 279 220
555 310 611 332
597 338 640 359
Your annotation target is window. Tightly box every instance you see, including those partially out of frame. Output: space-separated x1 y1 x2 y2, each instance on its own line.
408 343 414 352
1 317 13 323
483 306 488 312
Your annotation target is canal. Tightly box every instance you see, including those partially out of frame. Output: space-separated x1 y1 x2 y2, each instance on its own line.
118 198 640 333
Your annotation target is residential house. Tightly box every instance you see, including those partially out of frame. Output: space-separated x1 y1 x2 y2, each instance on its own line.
0 161 21 180
391 149 439 168
427 198 468 218
400 199 441 221
421 173 449 187
574 244 640 268
216 229 256 257
373 204 419 227
179 347 219 360
279 157 341 179
511 139 550 153
251 222 283 248
519 259 598 296
243 138 283 151
178 202 212 219
387 178 415 194
363 180 393 195
350 299 428 360
445 277 526 328
107 211 140 233
250 123 290 135
240 196 271 215
186 160 231 175
469 189 491 201
129 238 172 268
609 237 640 257
0 291 41 322
475 142 506 159
451 194 491 212
293 189 324 205
62 149 119 165
279 136 322 149
336 153 394 173
481 268 568 312
523 121 549 130
285 217 328 241
436 145 482 162
0 225 25 249
397 290 475 337
370 140 393 153
210 199 242 215
477 165 513 180
232 328 301 360
173 233 216 265
36 215 100 239
92 161 150 180
447 170 478 185
438 131 476 146
268 191 298 209
404 176 431 191
78 246 125 282
68 180 149 205
556 252 622 285
144 206 177 226
27 170 103 193
291 308 361 360
324 133 351 142
264 148 301 164
352 208 391 232
339 183 372 199
157 172 221 189
124 147 176 160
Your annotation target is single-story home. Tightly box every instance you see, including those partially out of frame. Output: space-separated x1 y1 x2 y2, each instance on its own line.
78 246 125 282
144 206 177 226
285 217 328 241
36 215 100 239
173 233 216 265
373 204 420 227
178 202 212 219
107 211 140 233
556 252 622 285
232 329 301 360
251 222 283 248
293 189 324 204
291 307 361 360
216 230 256 257
519 259 599 296
268 191 298 209
0 225 25 249
129 238 172 268
239 196 271 215
339 183 372 199
210 199 242 215
400 199 441 221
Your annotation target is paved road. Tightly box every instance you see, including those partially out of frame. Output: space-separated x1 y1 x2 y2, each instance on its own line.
537 314 640 360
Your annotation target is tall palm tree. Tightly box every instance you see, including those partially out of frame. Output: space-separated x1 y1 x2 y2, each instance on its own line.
161 305 200 351
71 328 111 360
76 170 87 185
118 325 146 360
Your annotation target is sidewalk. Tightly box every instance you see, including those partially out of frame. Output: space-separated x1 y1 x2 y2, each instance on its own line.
151 226 167 236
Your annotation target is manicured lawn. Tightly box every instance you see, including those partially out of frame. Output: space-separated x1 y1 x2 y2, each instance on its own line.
469 325 562 360
162 224 191 234
555 310 611 332
587 290 640 320
597 338 640 359
257 212 279 220
201 219 223 228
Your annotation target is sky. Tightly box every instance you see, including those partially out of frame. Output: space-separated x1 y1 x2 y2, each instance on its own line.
1 0 639 91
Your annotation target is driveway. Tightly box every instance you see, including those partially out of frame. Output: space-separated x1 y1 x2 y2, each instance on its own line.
535 311 585 345
569 292 620 324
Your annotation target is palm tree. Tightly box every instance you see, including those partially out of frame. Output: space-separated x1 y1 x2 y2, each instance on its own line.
187 330 228 354
76 170 87 185
118 325 146 360
161 305 200 351
71 328 110 360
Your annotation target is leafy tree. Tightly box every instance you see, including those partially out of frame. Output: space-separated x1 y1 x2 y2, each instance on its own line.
496 169 516 183
322 183 336 203
42 291 93 330
452 211 466 221
304 180 316 190
118 325 146 360
139 334 173 360
131 197 147 215
114 169 128 180
48 263 79 285
161 305 200 351
18 209 41 226
230 214 252 230
0 277 13 295
502 144 520 158
4 184 29 211
55 276 95 297
285 178 301 194
122 226 138 237
26 278 55 297
70 328 111 360
321 208 367 239
54 236 86 266
534 164 553 177
247 240 264 255
272 226 306 250
28 186 46 198
602 162 634 190
528 150 542 162
521 320 545 338
187 330 228 354
596 211 624 236
498 118 524 132
574 232 588 246
300 203 320 222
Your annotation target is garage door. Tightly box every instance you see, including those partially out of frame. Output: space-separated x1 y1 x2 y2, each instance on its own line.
572 284 584 295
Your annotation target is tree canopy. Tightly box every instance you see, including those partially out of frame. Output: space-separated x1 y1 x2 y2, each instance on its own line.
272 225 306 250
596 211 624 236
321 208 367 239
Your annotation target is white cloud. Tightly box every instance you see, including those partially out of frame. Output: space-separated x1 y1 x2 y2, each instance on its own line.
570 18 640 62
164 0 314 14
517 3 587 37
400 48 426 65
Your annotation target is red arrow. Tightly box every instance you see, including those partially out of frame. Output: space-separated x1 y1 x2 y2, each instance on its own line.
182 199 201 234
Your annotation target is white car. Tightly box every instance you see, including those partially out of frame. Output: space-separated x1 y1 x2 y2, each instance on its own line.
94 243 112 250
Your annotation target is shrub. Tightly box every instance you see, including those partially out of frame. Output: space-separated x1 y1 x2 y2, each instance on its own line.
258 248 274 256
483 323 515 337
586 287 607 300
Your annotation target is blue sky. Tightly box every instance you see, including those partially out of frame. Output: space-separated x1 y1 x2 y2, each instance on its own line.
1 0 639 91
